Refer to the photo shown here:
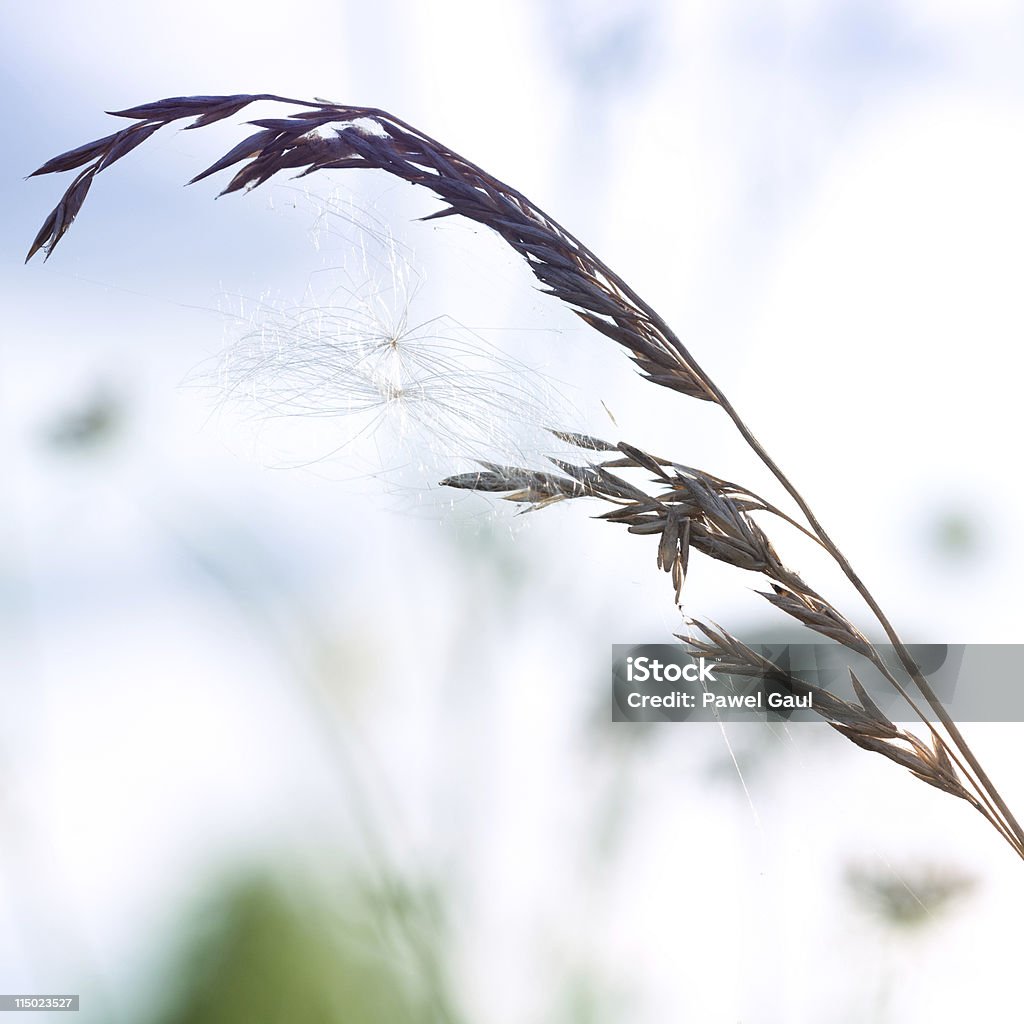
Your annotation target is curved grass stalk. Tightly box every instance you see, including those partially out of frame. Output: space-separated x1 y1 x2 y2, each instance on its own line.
25 93 1024 859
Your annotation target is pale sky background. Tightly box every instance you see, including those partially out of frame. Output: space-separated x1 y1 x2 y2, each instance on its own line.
3 2 1024 1021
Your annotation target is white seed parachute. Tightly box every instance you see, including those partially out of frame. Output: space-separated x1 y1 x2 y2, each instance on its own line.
207 188 585 496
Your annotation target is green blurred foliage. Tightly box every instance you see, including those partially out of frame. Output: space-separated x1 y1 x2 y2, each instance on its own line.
930 510 979 561
151 871 440 1024
43 385 124 454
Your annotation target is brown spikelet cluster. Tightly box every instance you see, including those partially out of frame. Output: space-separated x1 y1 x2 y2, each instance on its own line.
448 436 841 631
27 93 715 404
684 623 972 803
25 93 1024 862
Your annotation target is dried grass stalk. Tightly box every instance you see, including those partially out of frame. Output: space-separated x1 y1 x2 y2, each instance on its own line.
26 93 1024 860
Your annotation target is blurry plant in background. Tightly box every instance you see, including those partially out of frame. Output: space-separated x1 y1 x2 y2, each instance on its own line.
843 860 977 1020
151 869 441 1024
845 861 975 932
43 384 125 454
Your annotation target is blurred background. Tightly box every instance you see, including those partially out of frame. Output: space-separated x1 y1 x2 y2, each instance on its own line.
3 1 1024 1021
